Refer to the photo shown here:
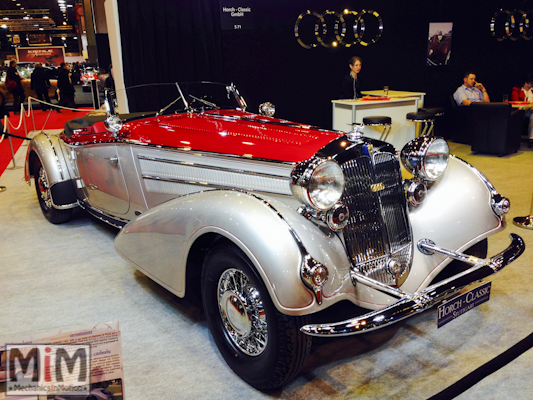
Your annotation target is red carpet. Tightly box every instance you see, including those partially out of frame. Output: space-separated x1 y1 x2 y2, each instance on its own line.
0 108 94 176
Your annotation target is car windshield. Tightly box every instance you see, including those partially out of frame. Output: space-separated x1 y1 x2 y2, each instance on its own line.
122 81 247 115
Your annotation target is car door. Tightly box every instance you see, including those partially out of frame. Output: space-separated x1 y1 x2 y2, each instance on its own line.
75 143 130 215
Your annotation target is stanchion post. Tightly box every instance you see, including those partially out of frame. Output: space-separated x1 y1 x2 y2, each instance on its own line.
6 118 23 170
1 116 8 191
19 103 28 139
513 189 533 229
7 135 17 169
30 98 36 132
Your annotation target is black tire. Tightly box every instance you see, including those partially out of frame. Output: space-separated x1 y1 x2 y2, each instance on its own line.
33 158 73 224
201 243 312 390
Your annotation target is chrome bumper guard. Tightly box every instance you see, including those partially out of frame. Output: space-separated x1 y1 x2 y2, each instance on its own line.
300 234 525 336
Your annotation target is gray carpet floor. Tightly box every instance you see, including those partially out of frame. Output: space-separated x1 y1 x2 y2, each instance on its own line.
1 137 532 399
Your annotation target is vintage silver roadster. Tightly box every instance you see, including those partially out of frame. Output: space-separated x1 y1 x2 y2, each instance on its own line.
24 82 525 389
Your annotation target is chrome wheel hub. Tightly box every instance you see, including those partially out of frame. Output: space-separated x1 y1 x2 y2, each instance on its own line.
37 167 52 209
217 268 268 356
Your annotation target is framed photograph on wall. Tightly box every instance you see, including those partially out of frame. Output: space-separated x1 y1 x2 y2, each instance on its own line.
426 22 452 66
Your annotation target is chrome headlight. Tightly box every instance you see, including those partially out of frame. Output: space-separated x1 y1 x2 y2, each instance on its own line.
291 158 345 210
401 137 449 181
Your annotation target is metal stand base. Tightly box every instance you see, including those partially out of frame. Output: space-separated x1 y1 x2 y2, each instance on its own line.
513 215 533 230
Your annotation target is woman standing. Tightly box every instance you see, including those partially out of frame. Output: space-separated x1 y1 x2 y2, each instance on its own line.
340 56 362 99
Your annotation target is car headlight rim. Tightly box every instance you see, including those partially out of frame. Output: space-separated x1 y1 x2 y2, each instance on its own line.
420 138 449 181
401 136 449 182
291 158 345 211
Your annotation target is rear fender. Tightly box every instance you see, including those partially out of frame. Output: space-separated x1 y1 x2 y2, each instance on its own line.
25 132 77 209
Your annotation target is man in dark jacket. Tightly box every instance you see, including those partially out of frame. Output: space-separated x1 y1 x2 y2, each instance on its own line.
6 60 25 114
57 62 76 109
30 63 52 111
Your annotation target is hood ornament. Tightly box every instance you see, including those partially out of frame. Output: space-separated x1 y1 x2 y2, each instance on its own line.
347 123 364 142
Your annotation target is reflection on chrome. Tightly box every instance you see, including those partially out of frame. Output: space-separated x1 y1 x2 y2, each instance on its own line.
300 234 525 336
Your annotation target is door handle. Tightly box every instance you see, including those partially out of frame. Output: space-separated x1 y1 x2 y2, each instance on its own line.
105 156 119 166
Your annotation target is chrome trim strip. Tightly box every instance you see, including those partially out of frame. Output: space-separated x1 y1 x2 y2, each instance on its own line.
246 194 325 305
78 201 129 229
129 142 296 166
450 154 498 195
141 174 292 196
300 234 525 336
138 155 291 180
45 133 65 182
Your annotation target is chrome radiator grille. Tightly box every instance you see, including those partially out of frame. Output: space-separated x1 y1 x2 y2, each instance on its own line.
341 151 412 285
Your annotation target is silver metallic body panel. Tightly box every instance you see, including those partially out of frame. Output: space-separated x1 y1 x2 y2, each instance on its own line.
25 133 77 209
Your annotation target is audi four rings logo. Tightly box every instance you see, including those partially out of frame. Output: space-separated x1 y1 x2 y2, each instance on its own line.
490 8 533 40
294 9 384 49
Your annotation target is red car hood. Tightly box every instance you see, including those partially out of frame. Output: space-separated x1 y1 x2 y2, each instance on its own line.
121 110 343 163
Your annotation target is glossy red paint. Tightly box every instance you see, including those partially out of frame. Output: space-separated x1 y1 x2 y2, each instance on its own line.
120 110 343 163
61 121 117 145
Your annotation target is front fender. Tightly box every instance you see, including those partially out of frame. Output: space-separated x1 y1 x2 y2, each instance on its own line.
401 155 504 293
114 190 356 315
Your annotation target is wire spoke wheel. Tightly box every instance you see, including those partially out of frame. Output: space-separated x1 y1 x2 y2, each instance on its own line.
218 268 268 356
202 243 312 389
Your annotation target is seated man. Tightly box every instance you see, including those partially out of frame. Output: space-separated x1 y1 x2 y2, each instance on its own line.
453 71 490 106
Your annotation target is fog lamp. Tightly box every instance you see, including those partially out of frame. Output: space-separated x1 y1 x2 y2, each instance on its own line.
406 180 427 207
326 202 349 231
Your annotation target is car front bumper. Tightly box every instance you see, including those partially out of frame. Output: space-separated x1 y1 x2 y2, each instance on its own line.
300 233 525 336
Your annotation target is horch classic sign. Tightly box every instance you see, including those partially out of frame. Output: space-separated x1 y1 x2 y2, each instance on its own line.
437 282 492 328
219 0 254 30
